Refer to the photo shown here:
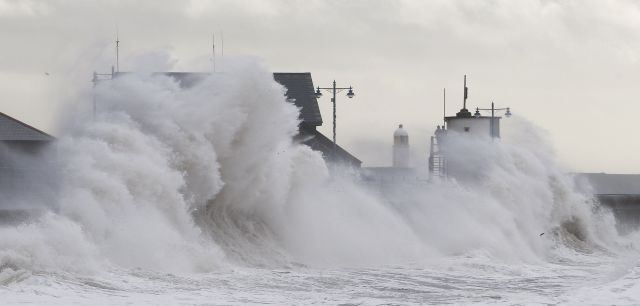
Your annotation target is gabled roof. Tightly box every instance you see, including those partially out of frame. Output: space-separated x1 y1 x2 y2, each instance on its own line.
273 73 323 126
112 71 359 166
114 72 323 126
299 126 361 167
0 112 53 141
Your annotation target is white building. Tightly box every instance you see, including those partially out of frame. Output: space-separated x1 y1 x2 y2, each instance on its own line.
445 114 500 138
429 75 511 179
392 124 410 168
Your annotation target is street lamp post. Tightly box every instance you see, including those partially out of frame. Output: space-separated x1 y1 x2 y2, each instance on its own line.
315 80 355 157
474 101 512 138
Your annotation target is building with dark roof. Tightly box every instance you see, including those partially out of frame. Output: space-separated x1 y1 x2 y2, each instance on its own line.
111 71 361 167
0 112 54 214
0 112 53 153
273 73 322 126
273 72 361 167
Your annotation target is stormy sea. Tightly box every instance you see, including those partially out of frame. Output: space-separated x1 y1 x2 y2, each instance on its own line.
0 60 638 305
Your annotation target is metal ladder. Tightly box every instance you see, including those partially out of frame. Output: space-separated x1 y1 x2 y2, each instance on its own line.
429 136 446 179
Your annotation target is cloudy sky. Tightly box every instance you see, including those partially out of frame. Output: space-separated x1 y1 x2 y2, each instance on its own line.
1 0 640 172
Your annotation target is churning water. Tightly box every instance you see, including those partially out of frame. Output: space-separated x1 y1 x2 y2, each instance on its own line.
0 60 638 305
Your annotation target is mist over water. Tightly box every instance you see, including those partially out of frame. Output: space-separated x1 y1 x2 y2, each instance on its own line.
0 58 636 304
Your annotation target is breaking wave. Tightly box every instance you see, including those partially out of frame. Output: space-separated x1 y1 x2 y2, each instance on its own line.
0 59 631 276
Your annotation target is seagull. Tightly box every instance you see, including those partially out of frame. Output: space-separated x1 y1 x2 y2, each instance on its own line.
44 72 50 76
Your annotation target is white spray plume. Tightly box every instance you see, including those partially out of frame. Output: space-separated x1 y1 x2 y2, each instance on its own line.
0 57 629 276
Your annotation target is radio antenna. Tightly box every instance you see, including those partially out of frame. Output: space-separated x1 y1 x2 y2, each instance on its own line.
115 25 120 73
443 88 446 128
463 74 468 110
212 33 216 72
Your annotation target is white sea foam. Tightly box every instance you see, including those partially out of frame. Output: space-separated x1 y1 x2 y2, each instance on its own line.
0 57 636 304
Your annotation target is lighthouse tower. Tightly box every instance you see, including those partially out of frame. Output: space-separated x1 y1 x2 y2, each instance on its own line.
393 124 410 168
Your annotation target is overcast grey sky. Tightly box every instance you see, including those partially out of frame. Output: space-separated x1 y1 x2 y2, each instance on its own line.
2 0 640 172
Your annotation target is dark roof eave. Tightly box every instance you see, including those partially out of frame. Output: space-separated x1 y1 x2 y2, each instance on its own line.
0 112 54 141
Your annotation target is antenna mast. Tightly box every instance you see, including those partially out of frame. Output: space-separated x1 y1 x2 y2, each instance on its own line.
443 88 446 128
212 33 216 73
463 74 467 110
115 26 120 73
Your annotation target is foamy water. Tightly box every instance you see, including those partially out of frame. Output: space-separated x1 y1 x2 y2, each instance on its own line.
0 59 638 304
2 251 639 304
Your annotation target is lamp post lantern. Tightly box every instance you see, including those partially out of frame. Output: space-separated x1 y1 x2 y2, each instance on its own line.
474 101 512 138
315 80 355 157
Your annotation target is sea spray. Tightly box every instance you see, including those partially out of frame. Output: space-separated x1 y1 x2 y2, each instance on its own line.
0 58 628 277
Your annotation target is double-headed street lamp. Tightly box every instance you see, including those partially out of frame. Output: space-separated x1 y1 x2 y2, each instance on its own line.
315 80 355 156
474 101 512 138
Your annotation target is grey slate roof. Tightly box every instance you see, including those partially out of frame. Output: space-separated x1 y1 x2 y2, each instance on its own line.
299 126 361 167
161 71 353 165
113 71 358 166
273 73 323 126
114 72 323 127
0 112 53 141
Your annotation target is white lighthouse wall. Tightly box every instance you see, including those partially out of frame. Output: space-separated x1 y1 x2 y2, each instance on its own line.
446 117 500 138
393 146 410 168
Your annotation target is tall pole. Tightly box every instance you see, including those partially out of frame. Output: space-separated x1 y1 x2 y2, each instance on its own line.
116 27 120 73
316 80 354 161
490 101 495 138
443 88 446 128
92 72 97 120
212 33 216 73
332 80 337 156
463 75 467 110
